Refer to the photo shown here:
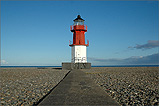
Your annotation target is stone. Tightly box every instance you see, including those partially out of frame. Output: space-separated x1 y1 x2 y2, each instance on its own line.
62 62 91 70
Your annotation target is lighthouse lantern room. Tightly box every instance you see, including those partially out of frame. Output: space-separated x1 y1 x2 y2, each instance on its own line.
69 15 89 63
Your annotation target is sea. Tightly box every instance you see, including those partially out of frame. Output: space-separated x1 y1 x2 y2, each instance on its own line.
0 65 158 68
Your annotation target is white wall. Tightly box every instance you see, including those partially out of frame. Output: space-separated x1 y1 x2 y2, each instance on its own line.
71 45 87 63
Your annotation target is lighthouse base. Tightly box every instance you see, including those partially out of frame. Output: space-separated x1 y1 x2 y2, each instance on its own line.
62 62 91 70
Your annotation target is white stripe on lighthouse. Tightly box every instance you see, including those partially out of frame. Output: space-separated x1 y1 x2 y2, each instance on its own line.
71 45 87 63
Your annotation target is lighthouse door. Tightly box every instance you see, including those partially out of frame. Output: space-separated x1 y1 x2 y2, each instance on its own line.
77 47 81 62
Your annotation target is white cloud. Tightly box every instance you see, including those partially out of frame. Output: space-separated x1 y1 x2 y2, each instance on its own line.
1 60 8 64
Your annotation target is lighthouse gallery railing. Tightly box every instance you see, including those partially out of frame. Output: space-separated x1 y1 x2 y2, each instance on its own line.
70 25 87 31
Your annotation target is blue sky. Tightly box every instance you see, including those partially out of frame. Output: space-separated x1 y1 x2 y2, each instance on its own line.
1 1 159 66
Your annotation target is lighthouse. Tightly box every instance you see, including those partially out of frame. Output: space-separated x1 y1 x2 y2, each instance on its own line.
69 15 89 63
62 15 91 69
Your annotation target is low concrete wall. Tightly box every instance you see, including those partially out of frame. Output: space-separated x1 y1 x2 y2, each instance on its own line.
62 62 91 70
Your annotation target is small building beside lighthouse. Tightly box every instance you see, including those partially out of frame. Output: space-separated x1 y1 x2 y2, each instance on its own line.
62 15 91 69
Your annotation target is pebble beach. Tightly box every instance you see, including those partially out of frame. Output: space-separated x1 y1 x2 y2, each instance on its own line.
0 67 158 106
83 67 159 106
0 67 69 106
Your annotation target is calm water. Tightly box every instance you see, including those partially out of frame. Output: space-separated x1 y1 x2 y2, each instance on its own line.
0 65 158 68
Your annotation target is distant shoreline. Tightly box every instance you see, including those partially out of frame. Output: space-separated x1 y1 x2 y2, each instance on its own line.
0 65 159 68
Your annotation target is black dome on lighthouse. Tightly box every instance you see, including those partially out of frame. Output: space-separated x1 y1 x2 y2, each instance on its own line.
73 15 85 21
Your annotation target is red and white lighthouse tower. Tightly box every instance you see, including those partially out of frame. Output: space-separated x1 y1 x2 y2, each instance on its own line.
69 15 89 63
62 15 91 69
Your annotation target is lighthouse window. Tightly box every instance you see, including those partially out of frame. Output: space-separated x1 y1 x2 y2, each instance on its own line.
74 21 84 25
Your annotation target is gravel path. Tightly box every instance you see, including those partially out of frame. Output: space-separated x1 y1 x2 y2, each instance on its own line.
83 67 159 106
0 67 69 106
